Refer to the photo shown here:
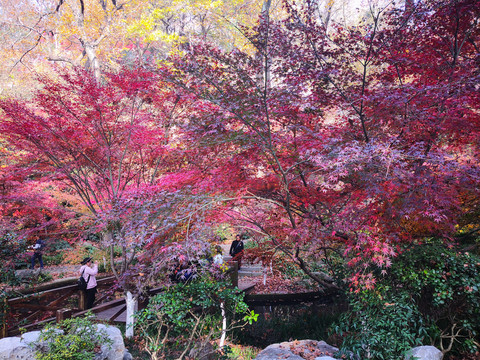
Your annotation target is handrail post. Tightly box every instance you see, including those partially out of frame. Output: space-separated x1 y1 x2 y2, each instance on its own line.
0 298 8 338
78 290 86 310
56 309 72 323
230 261 238 288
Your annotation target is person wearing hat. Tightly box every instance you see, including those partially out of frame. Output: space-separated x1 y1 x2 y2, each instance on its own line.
79 257 98 309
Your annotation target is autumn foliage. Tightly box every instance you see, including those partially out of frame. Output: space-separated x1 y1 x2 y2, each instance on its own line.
160 0 480 288
0 0 479 292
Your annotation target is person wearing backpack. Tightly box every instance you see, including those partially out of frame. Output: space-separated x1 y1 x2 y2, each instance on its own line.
79 257 98 309
30 237 46 269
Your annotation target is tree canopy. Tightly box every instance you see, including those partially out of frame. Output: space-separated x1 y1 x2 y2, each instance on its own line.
0 0 479 291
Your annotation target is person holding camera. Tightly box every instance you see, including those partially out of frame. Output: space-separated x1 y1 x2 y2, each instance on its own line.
79 257 98 309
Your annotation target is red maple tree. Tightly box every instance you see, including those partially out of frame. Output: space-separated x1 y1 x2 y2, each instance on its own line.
0 65 187 278
161 0 480 289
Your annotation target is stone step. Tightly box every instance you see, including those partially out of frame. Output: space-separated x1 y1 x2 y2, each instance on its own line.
239 271 263 278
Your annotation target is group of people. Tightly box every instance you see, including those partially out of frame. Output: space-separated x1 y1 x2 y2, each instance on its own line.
30 234 245 310
209 234 245 269
29 238 98 310
169 234 245 283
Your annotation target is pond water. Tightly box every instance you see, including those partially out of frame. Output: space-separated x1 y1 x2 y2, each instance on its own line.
235 295 348 348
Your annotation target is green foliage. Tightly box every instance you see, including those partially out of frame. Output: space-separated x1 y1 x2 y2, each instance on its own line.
332 242 480 358
43 252 64 265
135 272 254 359
31 313 112 360
277 259 303 279
243 240 257 250
97 262 108 273
49 240 73 251
43 240 72 265
243 310 258 325
18 270 53 286
222 344 260 360
37 272 53 283
388 243 480 355
0 233 29 274
333 291 428 359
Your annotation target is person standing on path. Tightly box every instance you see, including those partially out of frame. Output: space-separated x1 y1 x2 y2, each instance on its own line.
229 234 244 270
30 238 46 269
79 257 98 309
213 245 224 265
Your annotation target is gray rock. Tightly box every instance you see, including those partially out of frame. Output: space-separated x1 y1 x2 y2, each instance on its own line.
405 346 443 360
0 325 126 360
0 338 27 360
314 357 338 360
254 340 338 360
0 336 37 360
122 350 133 360
18 331 41 345
95 324 126 360
255 346 305 360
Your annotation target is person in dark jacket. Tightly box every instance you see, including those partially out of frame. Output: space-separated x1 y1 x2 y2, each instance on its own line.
30 238 46 269
229 234 244 270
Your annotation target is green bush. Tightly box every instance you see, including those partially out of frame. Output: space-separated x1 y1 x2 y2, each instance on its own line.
30 313 112 360
43 252 65 265
135 272 255 359
388 243 480 355
0 233 29 271
333 291 428 359
49 240 73 252
332 242 480 358
222 344 260 360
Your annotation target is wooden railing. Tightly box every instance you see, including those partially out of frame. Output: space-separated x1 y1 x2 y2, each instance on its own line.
1 261 241 339
1 276 116 337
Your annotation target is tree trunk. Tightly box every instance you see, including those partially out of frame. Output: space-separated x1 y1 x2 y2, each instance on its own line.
125 291 137 338
84 42 101 81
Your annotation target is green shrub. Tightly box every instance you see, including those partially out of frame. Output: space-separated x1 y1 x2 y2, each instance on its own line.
388 243 480 355
17 270 53 286
333 291 428 359
30 313 112 360
37 272 53 283
43 252 65 265
332 241 480 358
0 233 29 271
223 344 260 360
135 272 255 359
49 240 73 252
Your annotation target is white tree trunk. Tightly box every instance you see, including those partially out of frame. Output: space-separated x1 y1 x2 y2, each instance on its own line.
219 301 226 348
125 291 137 338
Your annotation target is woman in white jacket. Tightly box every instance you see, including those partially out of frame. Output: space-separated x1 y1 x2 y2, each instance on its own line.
79 257 98 309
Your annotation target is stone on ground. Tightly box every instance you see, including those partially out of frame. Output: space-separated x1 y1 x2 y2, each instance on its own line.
405 346 443 360
254 340 339 360
0 325 130 360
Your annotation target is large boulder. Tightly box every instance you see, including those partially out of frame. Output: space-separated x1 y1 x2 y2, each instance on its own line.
95 324 126 360
0 325 129 360
254 340 339 360
405 346 443 360
0 336 35 360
